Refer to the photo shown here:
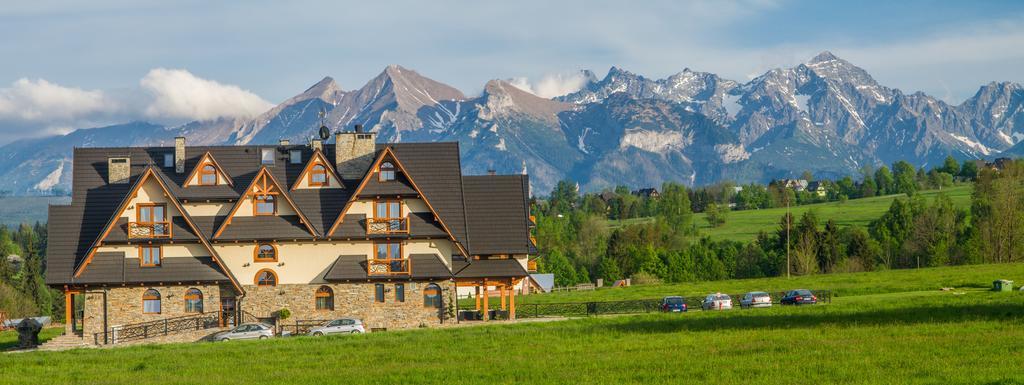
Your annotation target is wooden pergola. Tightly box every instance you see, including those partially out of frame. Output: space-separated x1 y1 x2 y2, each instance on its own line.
455 277 524 320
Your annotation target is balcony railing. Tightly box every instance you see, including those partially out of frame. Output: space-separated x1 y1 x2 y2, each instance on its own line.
367 258 410 275
366 217 409 235
128 221 171 239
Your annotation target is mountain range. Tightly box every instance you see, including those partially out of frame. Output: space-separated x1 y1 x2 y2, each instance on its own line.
2 51 1022 195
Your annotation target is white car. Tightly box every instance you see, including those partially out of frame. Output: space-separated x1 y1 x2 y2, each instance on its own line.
308 318 365 336
740 291 772 308
701 293 733 310
213 323 275 341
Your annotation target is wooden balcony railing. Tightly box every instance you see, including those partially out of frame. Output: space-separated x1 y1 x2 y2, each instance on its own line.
367 258 410 275
366 217 409 235
128 221 171 239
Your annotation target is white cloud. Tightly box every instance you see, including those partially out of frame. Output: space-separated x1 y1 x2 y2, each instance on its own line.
507 71 593 99
0 78 116 122
140 68 273 121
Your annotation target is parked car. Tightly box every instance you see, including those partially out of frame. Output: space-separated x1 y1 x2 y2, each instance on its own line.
740 292 772 309
701 293 733 310
308 318 365 336
213 323 275 341
780 289 818 305
660 296 688 312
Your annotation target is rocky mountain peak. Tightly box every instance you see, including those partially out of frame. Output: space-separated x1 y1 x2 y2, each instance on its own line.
809 50 839 64
298 76 343 101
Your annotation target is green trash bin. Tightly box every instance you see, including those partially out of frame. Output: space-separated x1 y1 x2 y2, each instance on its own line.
993 279 1014 292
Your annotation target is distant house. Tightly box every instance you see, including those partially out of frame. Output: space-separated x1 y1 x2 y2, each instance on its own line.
987 157 1014 170
779 179 809 191
632 188 660 199
599 191 617 204
806 181 827 197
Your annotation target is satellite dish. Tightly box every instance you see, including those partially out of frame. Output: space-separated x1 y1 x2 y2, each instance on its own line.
317 108 330 140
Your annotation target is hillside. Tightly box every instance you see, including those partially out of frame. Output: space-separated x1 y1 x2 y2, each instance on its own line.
0 196 71 226
609 184 972 242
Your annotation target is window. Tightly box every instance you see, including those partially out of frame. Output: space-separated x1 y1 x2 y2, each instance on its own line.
261 148 275 165
374 283 385 303
289 150 302 164
139 245 162 267
423 284 442 308
254 194 276 215
143 289 161 314
374 242 406 274
255 269 277 286
379 161 396 182
163 153 174 168
315 286 334 311
310 164 328 186
136 203 168 237
374 200 401 219
199 164 217 185
184 288 203 313
395 283 405 302
254 243 277 262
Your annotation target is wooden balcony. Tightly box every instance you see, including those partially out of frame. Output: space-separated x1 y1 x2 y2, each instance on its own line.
128 221 171 239
366 217 409 235
527 259 538 273
367 258 410 275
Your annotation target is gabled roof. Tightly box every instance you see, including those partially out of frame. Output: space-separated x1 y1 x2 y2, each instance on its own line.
183 151 234 187
70 166 243 293
289 148 344 191
462 174 533 255
213 166 317 239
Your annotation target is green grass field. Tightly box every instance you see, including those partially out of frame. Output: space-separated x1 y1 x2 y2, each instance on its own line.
0 326 62 350
608 185 973 242
2 263 1022 384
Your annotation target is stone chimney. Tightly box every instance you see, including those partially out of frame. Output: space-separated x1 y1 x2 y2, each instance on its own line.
279 139 290 146
174 137 185 174
335 125 376 180
311 139 323 152
108 157 130 184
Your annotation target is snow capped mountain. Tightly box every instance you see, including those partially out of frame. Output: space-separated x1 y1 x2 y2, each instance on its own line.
2 53 1023 195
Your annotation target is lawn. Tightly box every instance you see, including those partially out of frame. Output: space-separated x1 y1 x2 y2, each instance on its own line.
608 184 973 242
1 290 1021 384
0 327 63 350
515 262 1024 304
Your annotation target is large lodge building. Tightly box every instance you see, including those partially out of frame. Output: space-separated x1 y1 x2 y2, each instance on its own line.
46 128 536 343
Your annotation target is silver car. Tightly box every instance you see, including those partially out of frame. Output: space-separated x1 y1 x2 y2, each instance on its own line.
213 323 275 341
701 293 733 310
740 291 772 308
308 318 365 336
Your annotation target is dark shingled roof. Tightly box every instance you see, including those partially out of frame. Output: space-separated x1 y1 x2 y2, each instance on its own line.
462 175 533 255
74 252 228 284
323 255 369 281
409 254 453 279
47 141 532 287
452 258 529 278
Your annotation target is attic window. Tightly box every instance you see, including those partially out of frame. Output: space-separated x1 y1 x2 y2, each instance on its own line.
261 148 275 165
163 153 174 168
379 162 396 182
289 150 302 164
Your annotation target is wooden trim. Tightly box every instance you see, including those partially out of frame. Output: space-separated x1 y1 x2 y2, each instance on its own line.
183 152 235 187
138 244 163 267
214 167 317 238
378 161 397 182
325 147 471 258
142 288 161 314
290 149 343 191
254 268 278 286
133 202 171 238
198 164 218 185
252 193 277 216
314 286 334 311
253 243 278 262
184 288 203 314
309 164 329 186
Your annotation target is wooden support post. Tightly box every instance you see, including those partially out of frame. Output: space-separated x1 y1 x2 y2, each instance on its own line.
483 284 489 321
475 286 480 311
500 285 507 310
510 285 516 320
64 290 72 333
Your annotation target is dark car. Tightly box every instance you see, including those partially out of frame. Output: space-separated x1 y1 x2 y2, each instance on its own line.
780 289 818 305
660 296 688 312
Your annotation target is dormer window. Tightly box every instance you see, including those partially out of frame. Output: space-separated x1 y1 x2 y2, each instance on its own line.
379 161 396 182
254 194 276 215
199 164 217 185
310 164 328 186
261 148 275 165
289 150 302 164
163 153 174 168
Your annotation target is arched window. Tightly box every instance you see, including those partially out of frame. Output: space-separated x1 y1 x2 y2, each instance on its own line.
254 243 277 262
184 288 203 313
379 161 396 182
315 286 334 311
423 284 442 309
142 289 162 314
255 269 277 287
310 164 328 186
199 164 217 185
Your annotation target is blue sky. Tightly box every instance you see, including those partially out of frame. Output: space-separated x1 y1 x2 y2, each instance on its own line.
1 0 1023 143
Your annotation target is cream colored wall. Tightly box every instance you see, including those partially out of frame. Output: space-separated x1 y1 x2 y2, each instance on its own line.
118 177 180 220
347 198 429 217
95 243 211 258
234 194 297 217
215 239 453 285
181 202 231 217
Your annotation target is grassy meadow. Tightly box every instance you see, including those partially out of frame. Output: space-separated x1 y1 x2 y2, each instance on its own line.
0 326 62 350
608 184 973 242
2 262 1023 384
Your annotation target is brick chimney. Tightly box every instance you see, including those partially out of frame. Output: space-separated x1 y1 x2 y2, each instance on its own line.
335 125 376 180
174 137 185 174
108 157 130 184
311 139 323 152
279 139 290 146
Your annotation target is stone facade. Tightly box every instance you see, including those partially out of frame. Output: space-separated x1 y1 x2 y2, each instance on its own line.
78 284 224 340
334 132 376 179
242 280 452 330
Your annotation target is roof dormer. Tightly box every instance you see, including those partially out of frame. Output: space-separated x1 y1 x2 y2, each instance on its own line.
184 152 234 187
291 149 344 190
213 167 317 239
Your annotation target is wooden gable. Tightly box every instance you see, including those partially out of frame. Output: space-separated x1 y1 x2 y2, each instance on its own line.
291 149 345 190
183 152 234 187
213 166 317 238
